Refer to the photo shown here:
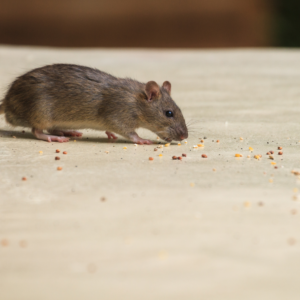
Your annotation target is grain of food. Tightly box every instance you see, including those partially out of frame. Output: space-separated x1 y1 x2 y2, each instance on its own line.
269 179 273 183
172 156 178 160
182 154 187 157
134 144 138 146
197 144 204 147
39 151 43 154
193 145 198 148
178 143 181 146
22 177 27 181
200 139 204 143
213 168 216 171
202 154 207 158
247 155 250 158
235 154 242 157
270 150 274 154
244 201 251 207
249 147 253 151
269 155 274 160
240 137 243 140
123 147 127 150
55 156 60 160
149 157 154 161
154 148 158 151
1 239 9 247
274 166 278 169
216 140 220 143
190 183 195 187
266 152 271 155
63 151 67 154
278 146 283 150
105 151 109 154
158 154 163 157
278 151 283 155
57 166 63 170
184 140 188 144
254 155 260 159
165 143 170 147
271 162 276 165
178 157 182 160
159 145 164 148
56 149 60 153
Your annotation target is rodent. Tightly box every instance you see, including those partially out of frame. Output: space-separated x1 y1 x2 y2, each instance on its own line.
0 64 188 144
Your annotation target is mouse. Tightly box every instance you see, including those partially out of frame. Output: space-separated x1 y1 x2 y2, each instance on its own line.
0 64 188 144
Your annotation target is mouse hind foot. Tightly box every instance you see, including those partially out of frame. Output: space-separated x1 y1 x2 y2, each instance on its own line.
32 128 70 143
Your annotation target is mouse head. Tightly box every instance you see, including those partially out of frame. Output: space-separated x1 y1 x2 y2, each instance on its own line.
139 81 188 142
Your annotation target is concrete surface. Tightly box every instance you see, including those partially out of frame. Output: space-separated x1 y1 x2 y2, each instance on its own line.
1 46 300 300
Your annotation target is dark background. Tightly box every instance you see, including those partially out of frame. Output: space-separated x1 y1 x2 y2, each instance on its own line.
0 0 298 48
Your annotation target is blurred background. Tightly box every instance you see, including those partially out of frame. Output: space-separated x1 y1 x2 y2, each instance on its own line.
0 0 299 48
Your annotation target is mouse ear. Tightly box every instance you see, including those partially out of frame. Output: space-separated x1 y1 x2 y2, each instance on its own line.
145 81 160 101
162 81 171 95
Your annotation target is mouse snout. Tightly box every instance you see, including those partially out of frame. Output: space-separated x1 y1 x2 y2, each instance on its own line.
177 128 188 141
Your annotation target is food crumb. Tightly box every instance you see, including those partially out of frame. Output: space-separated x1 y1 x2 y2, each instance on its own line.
172 156 178 160
278 146 283 150
271 162 276 165
178 156 182 160
278 151 283 155
165 143 170 147
247 155 250 158
19 240 27 248
57 166 63 171
254 155 260 159
270 150 274 154
193 145 198 148
293 188 298 193
149 157 154 161
159 154 163 157
216 140 220 143
39 151 43 154
178 143 181 146
213 168 216 171
184 140 188 144
101 197 106 202
190 183 195 187
55 156 60 160
197 144 204 147
240 137 243 140
235 154 242 157
63 151 67 154
244 201 251 208
56 149 60 153
202 154 207 158
105 151 109 154
1 239 9 247
22 177 27 181
269 178 273 183
258 201 264 206
200 139 204 143
249 147 253 151
159 145 164 148
182 154 187 157
134 144 138 146
74 140 76 142
154 148 158 151
123 147 127 150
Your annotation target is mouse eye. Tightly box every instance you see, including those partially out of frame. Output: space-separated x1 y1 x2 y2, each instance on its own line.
165 110 173 118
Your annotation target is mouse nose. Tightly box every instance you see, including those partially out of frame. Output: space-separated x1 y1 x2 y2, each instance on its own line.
179 132 188 140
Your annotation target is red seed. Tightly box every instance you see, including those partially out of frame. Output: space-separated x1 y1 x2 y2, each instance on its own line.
178 157 182 160
182 154 187 157
172 156 178 160
278 151 283 155
55 156 60 160
269 150 274 154
56 149 60 153
202 154 207 158
63 151 67 154
22 177 27 181
278 146 282 150
149 157 154 161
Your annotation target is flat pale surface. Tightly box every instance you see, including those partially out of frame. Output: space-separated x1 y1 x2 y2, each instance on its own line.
1 46 300 300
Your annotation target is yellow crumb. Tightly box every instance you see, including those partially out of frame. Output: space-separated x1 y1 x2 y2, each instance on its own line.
213 168 216 171
249 147 253 151
269 179 273 183
123 147 127 150
197 144 204 147
178 143 181 146
184 140 188 144
159 145 164 148
244 201 251 207
235 154 242 157
193 145 198 148
165 143 170 147
74 140 76 142
240 137 243 140
254 155 260 159
159 154 163 157
271 162 276 165
39 151 43 154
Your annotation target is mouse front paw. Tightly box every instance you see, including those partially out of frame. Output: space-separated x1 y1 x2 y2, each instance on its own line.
105 131 118 140
129 133 153 145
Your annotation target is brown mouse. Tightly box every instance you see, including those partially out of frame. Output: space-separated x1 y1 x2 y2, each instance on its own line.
0 64 188 144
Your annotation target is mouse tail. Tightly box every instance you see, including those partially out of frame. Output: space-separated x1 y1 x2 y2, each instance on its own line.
0 102 4 114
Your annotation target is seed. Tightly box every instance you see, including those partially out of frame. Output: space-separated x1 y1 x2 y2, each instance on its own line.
184 140 188 144
1 239 9 247
63 151 67 154
149 157 154 161
74 140 76 142
178 157 182 160
190 183 195 187
266 152 270 155
200 139 204 143
269 155 274 160
278 151 283 155
154 148 158 151
197 144 204 147
22 177 27 181
274 166 278 169
202 154 207 158
249 147 253 151
165 143 170 147
55 156 60 160
270 150 274 154
178 143 181 146
123 147 127 150
278 146 282 150
57 166 63 170
240 137 243 140
193 145 198 148
172 156 178 160
105 151 109 154
182 154 187 157
271 162 276 165
159 145 164 148
213 168 216 171
39 151 43 154
235 154 242 157
244 201 251 207
56 149 60 153
158 154 163 157
254 155 260 159
216 140 220 143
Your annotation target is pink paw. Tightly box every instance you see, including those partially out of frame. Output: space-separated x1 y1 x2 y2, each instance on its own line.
132 137 153 145
106 131 118 140
47 136 70 143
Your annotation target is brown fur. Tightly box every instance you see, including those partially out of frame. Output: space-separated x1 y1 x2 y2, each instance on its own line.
1 64 188 142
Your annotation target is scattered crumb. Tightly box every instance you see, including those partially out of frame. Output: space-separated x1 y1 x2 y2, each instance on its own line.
159 154 163 157
269 155 274 160
213 168 216 171
149 157 154 161
39 151 43 154
270 150 274 154
235 154 242 157
197 144 204 147
190 183 195 187
201 154 207 158
105 151 109 154
56 149 60 153
278 146 283 150
178 157 182 160
182 154 187 157
57 166 63 171
249 147 253 151
271 162 276 165
193 145 198 148
240 137 243 140
247 155 250 158
63 151 67 154
178 143 181 146
22 177 27 181
184 140 188 144
74 140 76 142
12 136 16 138
172 156 178 160
258 201 264 206
123 147 127 150
293 188 298 193
100 197 106 202
165 143 170 147
216 140 220 143
278 151 283 155
55 156 60 160
244 201 251 208
134 144 138 146
269 179 273 183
